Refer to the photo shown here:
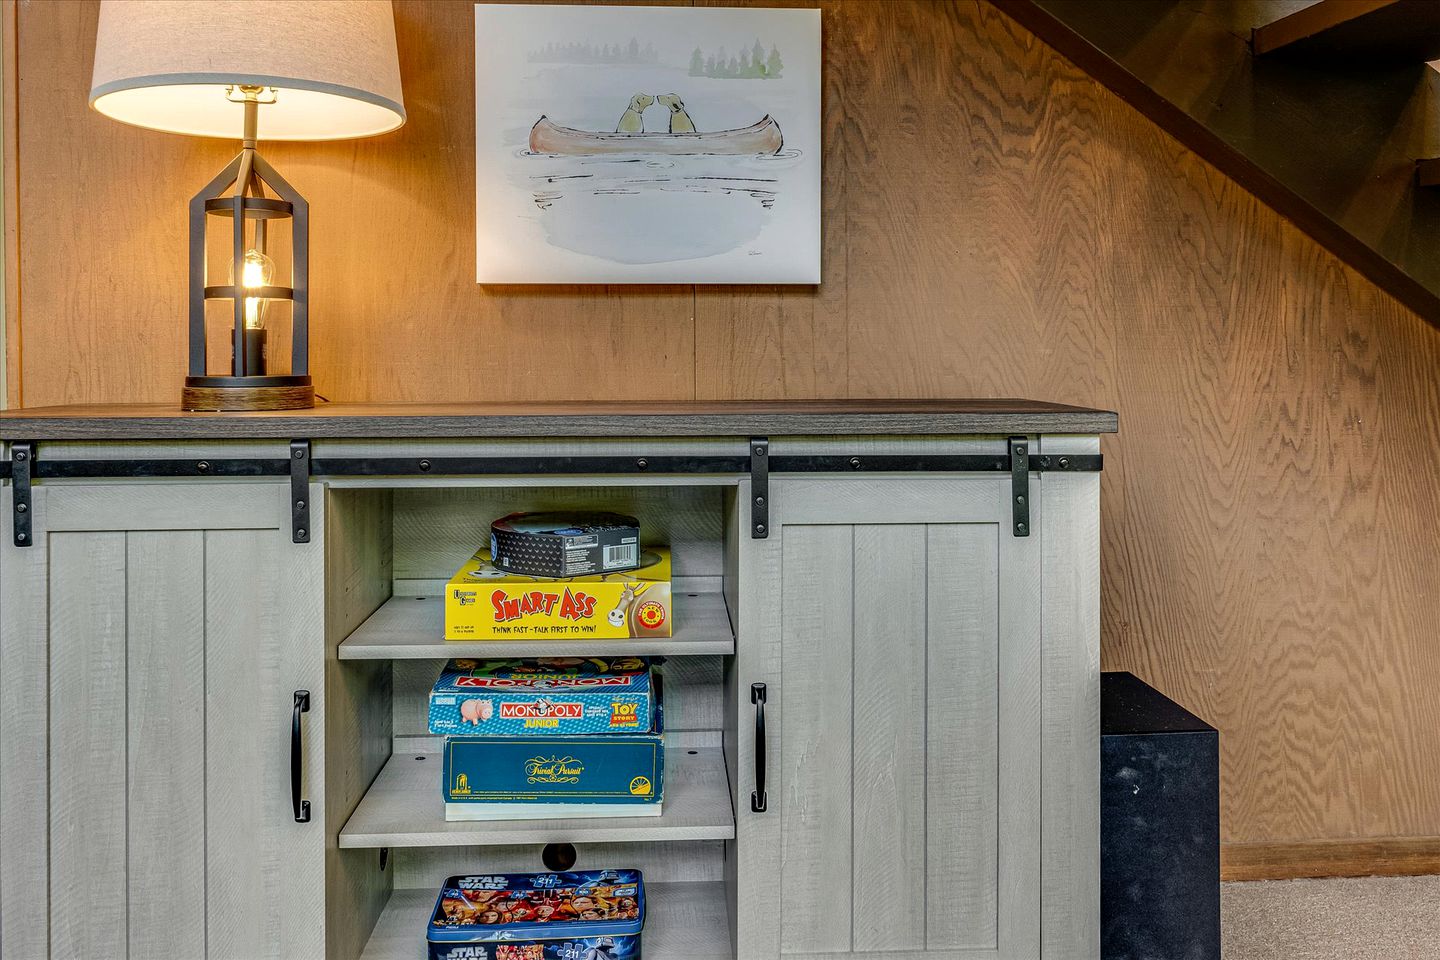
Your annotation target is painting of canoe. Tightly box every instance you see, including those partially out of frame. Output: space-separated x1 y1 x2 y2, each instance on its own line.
529 114 784 156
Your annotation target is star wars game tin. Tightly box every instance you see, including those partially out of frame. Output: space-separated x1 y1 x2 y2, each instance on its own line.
427 870 644 960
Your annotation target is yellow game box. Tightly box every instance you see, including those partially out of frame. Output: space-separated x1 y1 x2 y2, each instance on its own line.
444 547 673 640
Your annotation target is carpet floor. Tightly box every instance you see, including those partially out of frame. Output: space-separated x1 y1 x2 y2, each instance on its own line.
1223 875 1440 959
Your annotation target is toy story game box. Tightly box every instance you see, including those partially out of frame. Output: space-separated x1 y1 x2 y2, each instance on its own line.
443 681 664 820
428 657 654 737
443 548 673 641
427 870 645 960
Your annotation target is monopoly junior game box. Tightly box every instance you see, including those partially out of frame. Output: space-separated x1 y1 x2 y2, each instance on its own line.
427 870 644 960
428 657 654 737
444 679 664 821
444 547 673 640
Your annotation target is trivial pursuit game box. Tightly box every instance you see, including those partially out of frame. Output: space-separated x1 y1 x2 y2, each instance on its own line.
443 688 664 820
428 657 654 736
443 548 672 640
427 870 644 960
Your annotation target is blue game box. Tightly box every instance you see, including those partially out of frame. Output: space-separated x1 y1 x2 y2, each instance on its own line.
427 870 644 960
428 658 654 737
443 679 664 821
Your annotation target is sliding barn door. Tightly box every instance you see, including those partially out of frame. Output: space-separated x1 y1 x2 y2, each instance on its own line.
0 482 326 960
735 474 1041 960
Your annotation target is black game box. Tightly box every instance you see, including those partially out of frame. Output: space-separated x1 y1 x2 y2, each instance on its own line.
490 511 642 578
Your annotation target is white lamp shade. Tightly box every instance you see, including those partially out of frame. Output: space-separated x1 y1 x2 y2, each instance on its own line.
90 0 405 141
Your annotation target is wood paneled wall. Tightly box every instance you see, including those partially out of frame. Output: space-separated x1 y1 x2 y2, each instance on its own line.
1019 0 1440 328
11 0 1440 870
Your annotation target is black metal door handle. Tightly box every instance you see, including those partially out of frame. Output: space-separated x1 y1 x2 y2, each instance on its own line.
751 682 768 813
292 689 311 823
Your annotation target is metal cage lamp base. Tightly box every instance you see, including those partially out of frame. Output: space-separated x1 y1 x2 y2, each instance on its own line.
184 92 313 412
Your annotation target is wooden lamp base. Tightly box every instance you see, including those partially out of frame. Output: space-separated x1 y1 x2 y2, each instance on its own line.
182 375 315 411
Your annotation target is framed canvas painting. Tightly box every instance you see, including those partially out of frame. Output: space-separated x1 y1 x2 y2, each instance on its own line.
474 4 822 284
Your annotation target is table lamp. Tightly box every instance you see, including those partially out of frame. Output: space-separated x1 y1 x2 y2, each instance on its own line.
89 0 405 411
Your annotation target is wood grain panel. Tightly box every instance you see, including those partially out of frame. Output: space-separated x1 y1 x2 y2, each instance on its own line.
0 486 51 959
692 0 848 400
48 531 127 960
1006 0 1440 326
2 0 12 410
851 524 927 952
323 488 393 960
11 0 1440 862
204 524 328 960
925 523 1000 949
126 530 207 960
11 0 695 408
204 529 282 956
1038 438 1101 956
1222 836 1440 881
778 524 854 955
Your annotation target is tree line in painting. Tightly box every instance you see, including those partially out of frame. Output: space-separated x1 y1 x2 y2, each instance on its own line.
529 39 660 65
689 40 784 79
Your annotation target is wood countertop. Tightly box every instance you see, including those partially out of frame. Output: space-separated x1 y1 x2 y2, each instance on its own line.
0 399 1118 441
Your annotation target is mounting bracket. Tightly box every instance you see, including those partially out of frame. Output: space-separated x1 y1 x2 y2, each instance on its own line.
750 437 769 539
11 442 32 547
1009 436 1030 537
290 439 311 544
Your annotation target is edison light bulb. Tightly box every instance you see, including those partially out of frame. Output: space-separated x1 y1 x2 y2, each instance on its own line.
239 248 274 330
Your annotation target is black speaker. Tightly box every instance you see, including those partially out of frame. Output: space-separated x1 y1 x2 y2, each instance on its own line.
1102 672 1220 960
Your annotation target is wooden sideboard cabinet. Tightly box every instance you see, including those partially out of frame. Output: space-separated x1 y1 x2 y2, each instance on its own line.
0 400 1115 960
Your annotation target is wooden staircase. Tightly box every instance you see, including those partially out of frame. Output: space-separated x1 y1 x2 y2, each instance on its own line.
1251 0 1440 62
991 0 1440 328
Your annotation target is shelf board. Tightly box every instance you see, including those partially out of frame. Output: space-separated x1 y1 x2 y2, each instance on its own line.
359 881 733 960
339 746 735 849
338 590 734 660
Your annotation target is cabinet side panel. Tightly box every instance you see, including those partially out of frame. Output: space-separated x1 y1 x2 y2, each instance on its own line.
0 487 50 959
926 523 1000 949
325 487 393 960
852 524 927 951
722 482 743 956
779 524 855 955
1039 437 1101 960
126 530 207 960
49 531 128 959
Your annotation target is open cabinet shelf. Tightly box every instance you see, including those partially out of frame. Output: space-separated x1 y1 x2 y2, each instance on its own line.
358 881 733 960
322 483 743 957
339 746 736 848
338 590 735 660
